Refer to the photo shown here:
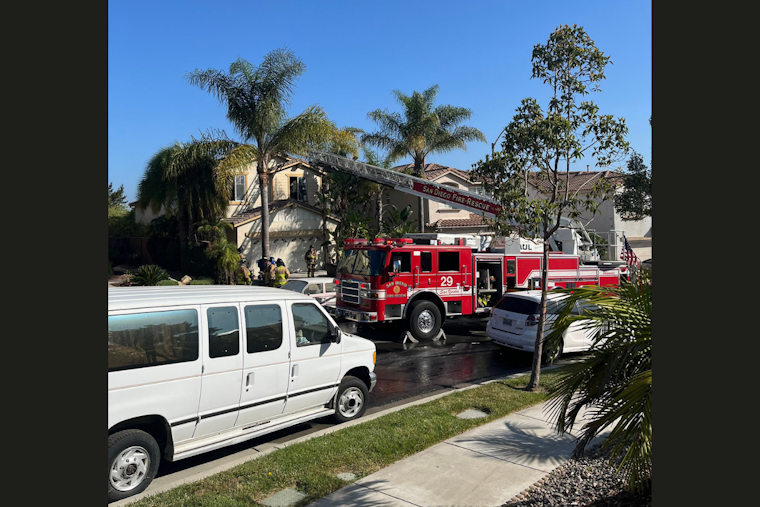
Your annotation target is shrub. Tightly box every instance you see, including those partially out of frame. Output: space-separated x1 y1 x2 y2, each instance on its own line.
156 279 179 286
189 278 214 285
132 264 170 286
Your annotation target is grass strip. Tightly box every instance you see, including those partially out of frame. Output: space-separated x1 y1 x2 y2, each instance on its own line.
130 370 564 507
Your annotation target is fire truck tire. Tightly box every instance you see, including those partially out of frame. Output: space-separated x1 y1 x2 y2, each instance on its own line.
408 301 441 341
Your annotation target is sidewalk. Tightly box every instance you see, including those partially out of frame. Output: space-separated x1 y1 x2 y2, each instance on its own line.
304 399 606 507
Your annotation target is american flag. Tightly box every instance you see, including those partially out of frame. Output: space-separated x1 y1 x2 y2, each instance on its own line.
620 234 640 267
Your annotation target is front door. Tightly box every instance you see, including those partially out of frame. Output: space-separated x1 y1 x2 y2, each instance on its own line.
284 302 342 415
193 304 244 438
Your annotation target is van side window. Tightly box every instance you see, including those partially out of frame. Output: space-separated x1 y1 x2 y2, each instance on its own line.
292 303 331 346
207 307 240 358
244 304 283 353
108 309 199 372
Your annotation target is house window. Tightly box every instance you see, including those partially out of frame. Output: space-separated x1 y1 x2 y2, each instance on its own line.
232 175 246 202
439 182 459 209
290 177 307 202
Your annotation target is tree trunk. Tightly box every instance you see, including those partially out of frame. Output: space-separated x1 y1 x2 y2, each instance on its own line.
415 157 425 232
259 169 270 260
527 228 551 391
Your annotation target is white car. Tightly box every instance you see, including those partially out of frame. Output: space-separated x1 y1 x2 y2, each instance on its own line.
486 290 599 363
281 277 338 316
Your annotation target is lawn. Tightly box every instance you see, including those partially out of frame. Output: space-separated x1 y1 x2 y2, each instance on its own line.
129 370 564 507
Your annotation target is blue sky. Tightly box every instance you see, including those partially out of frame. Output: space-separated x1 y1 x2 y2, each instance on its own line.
109 0 651 204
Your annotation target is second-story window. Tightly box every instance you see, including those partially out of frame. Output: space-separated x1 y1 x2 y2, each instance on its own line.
439 182 459 209
290 176 307 202
232 175 246 202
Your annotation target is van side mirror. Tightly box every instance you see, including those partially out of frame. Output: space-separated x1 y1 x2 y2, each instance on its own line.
331 325 341 344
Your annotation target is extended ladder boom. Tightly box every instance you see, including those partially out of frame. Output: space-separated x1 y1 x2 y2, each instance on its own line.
308 151 503 218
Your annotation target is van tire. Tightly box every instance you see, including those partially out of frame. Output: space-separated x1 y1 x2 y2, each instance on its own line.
408 301 441 341
108 429 160 502
333 376 368 423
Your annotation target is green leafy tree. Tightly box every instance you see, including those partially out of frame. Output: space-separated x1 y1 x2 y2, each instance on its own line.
362 84 486 232
136 133 240 272
108 182 128 211
186 48 335 262
472 25 629 390
195 216 234 248
614 150 651 221
382 204 417 237
543 269 652 493
207 237 240 285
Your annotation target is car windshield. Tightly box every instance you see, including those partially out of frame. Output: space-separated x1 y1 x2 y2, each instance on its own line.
337 249 387 276
494 297 562 315
281 280 308 293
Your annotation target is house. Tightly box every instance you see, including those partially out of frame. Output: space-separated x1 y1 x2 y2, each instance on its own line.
384 162 491 235
135 154 341 274
383 162 651 262
525 168 652 261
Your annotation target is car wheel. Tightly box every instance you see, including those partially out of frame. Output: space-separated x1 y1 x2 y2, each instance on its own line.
333 375 368 423
541 339 564 365
408 301 441 341
108 429 161 502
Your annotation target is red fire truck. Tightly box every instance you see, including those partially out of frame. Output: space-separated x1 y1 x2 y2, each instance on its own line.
333 236 622 341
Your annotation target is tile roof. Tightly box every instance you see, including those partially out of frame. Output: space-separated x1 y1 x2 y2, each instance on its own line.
391 163 478 183
226 199 337 228
427 213 488 229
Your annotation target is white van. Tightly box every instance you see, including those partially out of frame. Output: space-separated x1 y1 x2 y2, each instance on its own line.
108 286 377 502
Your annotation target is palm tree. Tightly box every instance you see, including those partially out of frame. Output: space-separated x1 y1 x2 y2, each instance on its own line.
542 269 652 493
186 48 335 261
362 84 486 231
136 134 240 272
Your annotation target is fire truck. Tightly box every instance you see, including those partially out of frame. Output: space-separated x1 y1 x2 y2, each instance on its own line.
306 151 625 340
332 236 622 341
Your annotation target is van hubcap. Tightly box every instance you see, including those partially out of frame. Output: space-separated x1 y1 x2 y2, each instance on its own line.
110 446 150 491
339 387 364 417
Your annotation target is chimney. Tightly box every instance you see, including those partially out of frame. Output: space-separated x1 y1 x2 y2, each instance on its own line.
586 164 589 172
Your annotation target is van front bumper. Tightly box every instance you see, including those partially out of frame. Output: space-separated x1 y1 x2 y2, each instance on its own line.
369 372 377 392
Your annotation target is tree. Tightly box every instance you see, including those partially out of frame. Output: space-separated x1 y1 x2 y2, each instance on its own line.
362 84 486 231
108 182 128 211
186 48 335 261
472 25 629 390
382 204 417 237
136 133 240 272
543 269 652 493
614 151 651 221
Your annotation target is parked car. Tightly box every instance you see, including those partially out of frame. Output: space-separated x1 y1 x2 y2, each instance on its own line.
108 286 377 502
281 277 338 316
486 290 600 363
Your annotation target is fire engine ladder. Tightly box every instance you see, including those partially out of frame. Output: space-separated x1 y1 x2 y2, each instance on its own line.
307 150 501 219
307 150 596 255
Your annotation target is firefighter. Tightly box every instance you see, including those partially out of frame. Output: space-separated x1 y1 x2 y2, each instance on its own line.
274 258 290 288
304 245 317 277
267 257 277 287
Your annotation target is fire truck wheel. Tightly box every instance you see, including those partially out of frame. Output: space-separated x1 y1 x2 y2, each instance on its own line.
408 301 441 341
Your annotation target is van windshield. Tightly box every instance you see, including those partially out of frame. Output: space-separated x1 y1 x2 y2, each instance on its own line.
337 249 387 276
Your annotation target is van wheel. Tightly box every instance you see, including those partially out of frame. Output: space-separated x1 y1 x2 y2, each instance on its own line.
541 339 564 365
108 429 160 502
333 376 368 423
408 301 441 340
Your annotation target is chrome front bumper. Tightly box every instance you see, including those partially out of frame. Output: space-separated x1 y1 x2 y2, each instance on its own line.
368 371 377 392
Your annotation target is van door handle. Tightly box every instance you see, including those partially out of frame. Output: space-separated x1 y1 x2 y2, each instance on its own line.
246 372 254 386
291 364 298 382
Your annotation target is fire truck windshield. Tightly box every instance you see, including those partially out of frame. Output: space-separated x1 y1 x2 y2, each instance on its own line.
337 249 387 276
